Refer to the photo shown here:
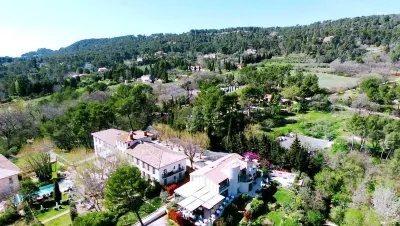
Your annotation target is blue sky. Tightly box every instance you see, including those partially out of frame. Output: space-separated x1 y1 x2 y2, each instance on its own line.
1 0 399 57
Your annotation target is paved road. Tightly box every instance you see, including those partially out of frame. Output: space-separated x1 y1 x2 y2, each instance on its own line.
41 209 70 224
148 215 167 226
280 134 332 150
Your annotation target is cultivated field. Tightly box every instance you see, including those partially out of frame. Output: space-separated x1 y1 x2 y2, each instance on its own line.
316 73 359 91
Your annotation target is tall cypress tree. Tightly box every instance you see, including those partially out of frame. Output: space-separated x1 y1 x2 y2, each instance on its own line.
287 135 302 169
259 135 271 160
53 179 62 204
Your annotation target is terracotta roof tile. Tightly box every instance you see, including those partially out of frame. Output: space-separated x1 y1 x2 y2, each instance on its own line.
0 154 21 179
126 142 187 169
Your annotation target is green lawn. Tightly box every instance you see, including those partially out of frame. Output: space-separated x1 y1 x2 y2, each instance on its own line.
274 188 293 206
36 204 70 222
272 110 351 139
44 212 72 226
116 197 162 226
52 163 63 178
266 211 285 225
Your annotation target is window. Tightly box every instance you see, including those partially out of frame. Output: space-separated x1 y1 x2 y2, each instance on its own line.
179 172 182 179
153 167 155 174
178 164 181 169
9 177 13 184
173 165 175 169
164 179 167 184
164 169 167 175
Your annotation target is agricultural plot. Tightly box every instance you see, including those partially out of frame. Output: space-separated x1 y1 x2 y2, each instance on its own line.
315 73 359 91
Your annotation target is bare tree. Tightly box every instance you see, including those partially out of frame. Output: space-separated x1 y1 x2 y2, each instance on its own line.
349 183 368 208
372 186 400 225
0 108 30 149
71 152 128 211
181 141 200 169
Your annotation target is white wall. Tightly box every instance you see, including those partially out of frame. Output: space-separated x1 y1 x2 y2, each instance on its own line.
129 156 187 185
93 136 117 155
158 159 187 185
0 175 20 195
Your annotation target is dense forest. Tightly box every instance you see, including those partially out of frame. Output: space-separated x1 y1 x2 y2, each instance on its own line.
1 14 400 101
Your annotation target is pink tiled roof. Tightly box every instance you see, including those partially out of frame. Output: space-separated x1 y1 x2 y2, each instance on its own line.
191 153 247 184
91 129 125 145
116 130 152 143
0 154 21 179
126 142 187 169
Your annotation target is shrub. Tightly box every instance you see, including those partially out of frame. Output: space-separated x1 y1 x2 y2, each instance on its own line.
306 210 323 226
0 206 20 225
70 201 78 222
163 184 178 195
160 190 169 202
145 181 162 199
250 196 265 219
73 212 116 226
168 209 193 226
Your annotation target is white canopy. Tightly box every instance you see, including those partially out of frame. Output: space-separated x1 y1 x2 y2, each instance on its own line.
202 194 225 209
177 196 197 208
186 199 205 212
174 182 203 198
192 187 210 198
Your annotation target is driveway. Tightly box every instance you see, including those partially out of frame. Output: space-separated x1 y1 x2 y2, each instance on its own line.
279 134 332 150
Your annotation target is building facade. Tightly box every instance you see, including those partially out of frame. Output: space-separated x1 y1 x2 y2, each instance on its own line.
92 129 187 185
0 154 21 201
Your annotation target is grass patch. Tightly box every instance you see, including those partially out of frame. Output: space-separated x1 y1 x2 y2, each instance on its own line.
271 110 351 139
315 72 359 91
35 204 70 222
266 211 285 225
55 148 95 164
52 163 63 178
273 188 293 206
43 212 71 226
116 197 162 226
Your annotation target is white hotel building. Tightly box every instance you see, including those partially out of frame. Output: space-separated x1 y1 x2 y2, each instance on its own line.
92 129 187 185
174 153 258 218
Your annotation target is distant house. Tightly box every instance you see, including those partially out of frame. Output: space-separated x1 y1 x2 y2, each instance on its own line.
323 36 335 43
92 129 187 185
264 94 273 101
98 67 108 72
136 57 143 63
0 154 21 201
154 51 164 56
203 53 216 59
139 75 151 83
244 48 257 55
84 63 92 69
189 65 202 71
72 73 89 78
236 64 242 70
174 154 258 218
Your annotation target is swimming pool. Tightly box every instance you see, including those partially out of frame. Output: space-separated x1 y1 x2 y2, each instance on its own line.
14 179 74 205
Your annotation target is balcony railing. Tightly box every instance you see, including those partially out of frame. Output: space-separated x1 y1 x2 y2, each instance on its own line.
219 183 229 192
162 167 185 178
239 174 253 183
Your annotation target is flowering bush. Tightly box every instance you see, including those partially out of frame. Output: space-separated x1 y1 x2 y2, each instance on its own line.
243 152 259 161
162 184 178 195
168 209 194 226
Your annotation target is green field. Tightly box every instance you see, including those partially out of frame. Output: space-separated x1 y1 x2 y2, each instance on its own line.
44 212 71 226
266 211 285 225
273 188 293 206
316 73 359 90
272 111 351 139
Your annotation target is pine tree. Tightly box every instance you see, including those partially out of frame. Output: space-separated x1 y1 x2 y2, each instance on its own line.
53 179 62 204
259 135 271 160
287 135 302 169
161 70 169 83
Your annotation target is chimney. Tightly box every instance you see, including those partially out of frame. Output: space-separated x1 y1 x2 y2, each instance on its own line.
129 131 134 140
144 131 147 136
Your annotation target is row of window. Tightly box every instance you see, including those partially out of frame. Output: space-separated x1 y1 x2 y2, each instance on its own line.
129 155 156 174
